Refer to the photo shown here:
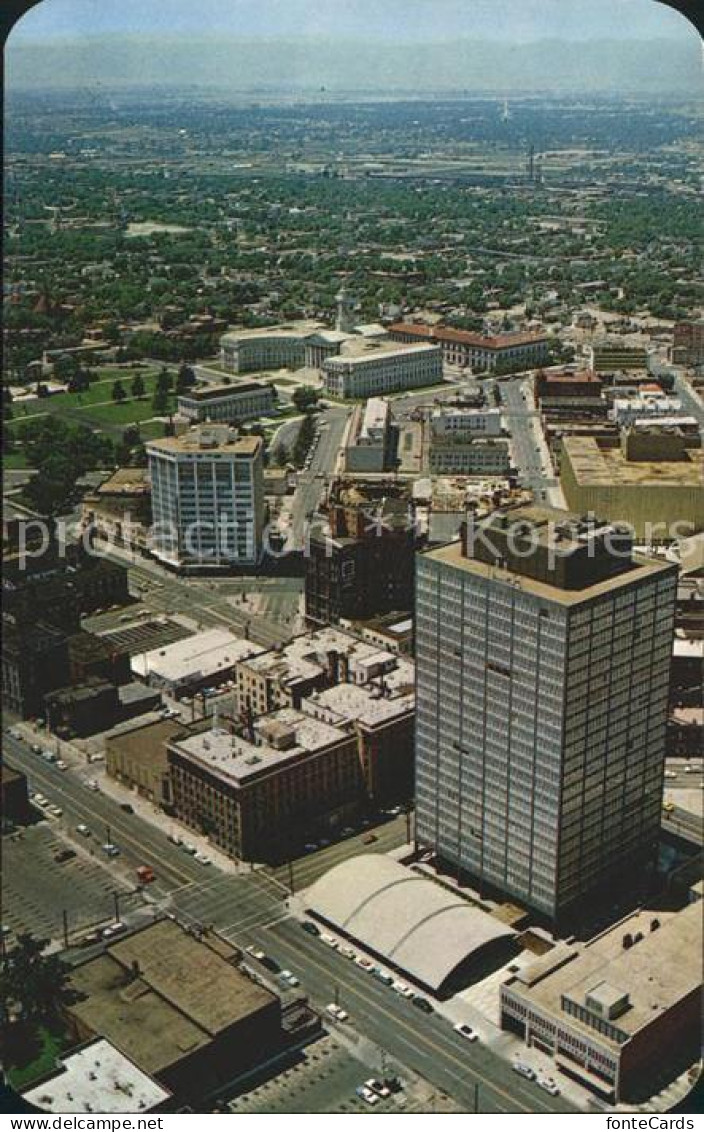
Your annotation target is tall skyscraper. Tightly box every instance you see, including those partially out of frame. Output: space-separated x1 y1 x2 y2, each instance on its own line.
414 506 677 925
147 425 264 571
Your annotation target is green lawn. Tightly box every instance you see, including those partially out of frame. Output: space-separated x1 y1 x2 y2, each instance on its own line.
5 1024 70 1091
71 397 176 428
3 451 31 470
11 371 161 419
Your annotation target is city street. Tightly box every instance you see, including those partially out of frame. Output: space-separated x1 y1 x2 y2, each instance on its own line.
500 377 565 507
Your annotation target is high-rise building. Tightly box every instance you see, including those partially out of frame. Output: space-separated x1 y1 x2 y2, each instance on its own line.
146 426 264 571
414 505 677 926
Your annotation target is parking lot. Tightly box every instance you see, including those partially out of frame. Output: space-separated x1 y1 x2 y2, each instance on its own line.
89 616 192 657
1 820 139 946
228 1036 408 1115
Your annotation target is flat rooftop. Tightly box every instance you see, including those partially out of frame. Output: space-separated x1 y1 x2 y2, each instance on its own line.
390 322 547 349
241 627 399 686
171 707 351 784
146 429 262 456
305 678 414 728
422 533 673 608
23 1038 170 1114
179 381 273 402
94 468 150 495
132 627 263 682
221 321 324 341
328 340 440 365
69 919 277 1076
564 436 704 486
507 902 702 1047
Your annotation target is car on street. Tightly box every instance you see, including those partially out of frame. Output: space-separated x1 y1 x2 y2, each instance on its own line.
684 765 696 774
365 1078 391 1098
182 843 198 855
512 1062 536 1081
54 848 76 863
48 805 63 817
391 980 413 997
33 794 49 809
321 933 339 948
362 833 378 844
326 1003 349 1022
355 956 374 971
372 968 394 986
136 865 155 884
246 945 266 960
86 779 100 791
279 969 300 987
102 843 120 857
101 921 126 939
453 1022 478 1042
56 760 68 771
300 921 320 936
537 1076 560 1096
76 824 91 837
259 955 281 973
168 833 183 846
355 1086 379 1106
338 945 356 960
664 770 677 779
663 801 675 813
194 852 211 865
412 995 434 1014
119 802 135 814
31 744 42 754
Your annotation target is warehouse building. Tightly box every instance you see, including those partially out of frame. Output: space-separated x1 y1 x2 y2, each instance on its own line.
131 627 263 696
306 855 517 998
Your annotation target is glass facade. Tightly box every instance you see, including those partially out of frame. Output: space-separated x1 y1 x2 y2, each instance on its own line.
415 553 676 920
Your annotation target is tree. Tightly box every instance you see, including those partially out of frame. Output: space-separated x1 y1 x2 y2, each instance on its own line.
0 933 75 1025
112 380 127 402
131 373 145 399
272 444 290 468
152 387 169 414
176 363 196 393
292 385 320 413
156 367 173 394
53 354 78 382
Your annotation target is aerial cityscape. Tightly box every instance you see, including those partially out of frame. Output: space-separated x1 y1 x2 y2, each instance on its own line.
1 0 702 1121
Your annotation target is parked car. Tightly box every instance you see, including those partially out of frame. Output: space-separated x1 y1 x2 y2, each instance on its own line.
321 933 339 949
537 1076 560 1096
512 1062 536 1081
136 865 155 884
391 980 413 997
56 760 68 771
362 833 378 844
48 805 63 818
86 779 100 792
194 852 211 865
246 945 265 960
355 957 374 971
372 968 394 986
54 848 76 863
182 843 198 855
76 824 91 837
412 996 434 1014
101 921 126 940
300 921 320 937
102 843 120 857
279 969 300 987
119 802 135 814
355 1086 379 1106
453 1022 478 1042
365 1078 391 1098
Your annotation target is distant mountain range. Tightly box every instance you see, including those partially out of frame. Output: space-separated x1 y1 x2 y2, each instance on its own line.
6 34 702 94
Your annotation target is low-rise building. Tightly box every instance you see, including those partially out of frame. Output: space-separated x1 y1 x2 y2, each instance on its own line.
66 919 283 1103
534 370 603 415
303 658 415 804
131 627 263 697
168 708 363 860
561 431 704 540
349 612 414 657
500 902 703 1103
177 381 277 423
389 322 549 372
106 717 188 806
22 1038 171 1114
428 437 511 476
430 407 503 437
589 342 649 374
323 341 443 399
611 395 685 426
81 468 152 551
673 318 704 368
344 397 391 473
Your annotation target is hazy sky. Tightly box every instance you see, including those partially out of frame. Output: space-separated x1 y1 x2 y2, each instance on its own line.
9 0 698 43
